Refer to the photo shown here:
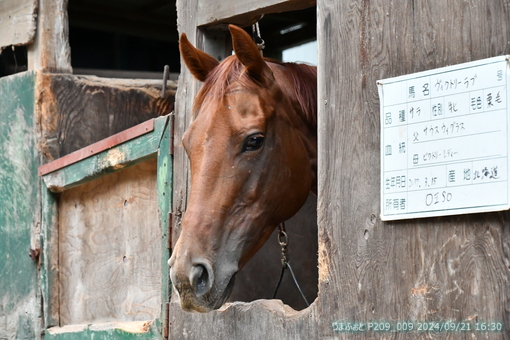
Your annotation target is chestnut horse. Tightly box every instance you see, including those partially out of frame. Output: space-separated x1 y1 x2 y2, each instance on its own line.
168 25 317 312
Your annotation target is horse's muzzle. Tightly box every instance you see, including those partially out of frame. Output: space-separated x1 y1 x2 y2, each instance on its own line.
169 256 236 312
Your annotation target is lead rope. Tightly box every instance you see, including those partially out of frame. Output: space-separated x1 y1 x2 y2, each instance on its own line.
272 222 310 307
252 16 265 56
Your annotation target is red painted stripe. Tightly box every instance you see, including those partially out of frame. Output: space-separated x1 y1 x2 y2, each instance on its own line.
38 119 155 176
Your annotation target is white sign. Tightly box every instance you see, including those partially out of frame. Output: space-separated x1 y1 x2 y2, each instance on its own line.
378 56 510 220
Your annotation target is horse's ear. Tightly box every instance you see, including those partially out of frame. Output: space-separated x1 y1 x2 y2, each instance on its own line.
180 33 219 82
229 25 271 82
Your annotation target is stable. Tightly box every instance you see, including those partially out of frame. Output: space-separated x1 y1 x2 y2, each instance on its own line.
0 0 509 339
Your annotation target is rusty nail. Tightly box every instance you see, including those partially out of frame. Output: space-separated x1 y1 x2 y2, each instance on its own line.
29 248 40 262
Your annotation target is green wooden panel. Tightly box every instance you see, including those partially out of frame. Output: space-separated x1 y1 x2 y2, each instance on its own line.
0 71 39 339
156 114 173 334
41 186 59 328
42 115 171 339
42 116 169 193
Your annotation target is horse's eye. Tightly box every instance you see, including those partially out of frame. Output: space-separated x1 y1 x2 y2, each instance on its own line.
243 134 264 152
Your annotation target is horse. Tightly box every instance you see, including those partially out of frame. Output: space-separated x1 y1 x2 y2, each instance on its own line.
168 25 317 313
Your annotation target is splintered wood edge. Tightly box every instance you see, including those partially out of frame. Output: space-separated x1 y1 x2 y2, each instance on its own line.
47 321 153 335
216 298 311 318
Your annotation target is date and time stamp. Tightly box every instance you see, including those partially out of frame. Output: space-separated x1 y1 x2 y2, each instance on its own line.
332 321 504 333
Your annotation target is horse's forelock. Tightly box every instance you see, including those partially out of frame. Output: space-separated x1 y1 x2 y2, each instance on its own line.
191 57 317 133
192 56 249 119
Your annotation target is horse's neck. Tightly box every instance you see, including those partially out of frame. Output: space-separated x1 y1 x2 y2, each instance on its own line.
271 63 318 194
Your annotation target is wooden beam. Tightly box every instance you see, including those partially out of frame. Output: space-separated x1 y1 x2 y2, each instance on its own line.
73 68 179 81
27 0 71 73
42 115 168 193
198 0 316 27
38 119 155 176
0 0 37 50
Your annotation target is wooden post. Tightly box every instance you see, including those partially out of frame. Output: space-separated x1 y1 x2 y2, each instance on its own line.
0 0 37 49
27 0 72 73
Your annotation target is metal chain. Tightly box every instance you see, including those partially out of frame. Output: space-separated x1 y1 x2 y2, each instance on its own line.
277 224 288 267
251 16 265 55
272 222 310 307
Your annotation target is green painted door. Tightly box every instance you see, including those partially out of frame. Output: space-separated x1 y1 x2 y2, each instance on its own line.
0 71 40 340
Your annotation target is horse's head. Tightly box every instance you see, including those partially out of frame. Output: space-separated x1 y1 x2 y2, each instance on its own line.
169 25 317 312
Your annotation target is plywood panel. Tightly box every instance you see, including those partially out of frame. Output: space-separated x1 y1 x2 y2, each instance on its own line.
0 0 37 49
58 159 161 326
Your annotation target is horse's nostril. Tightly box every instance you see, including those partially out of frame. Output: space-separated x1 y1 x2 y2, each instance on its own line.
191 264 211 297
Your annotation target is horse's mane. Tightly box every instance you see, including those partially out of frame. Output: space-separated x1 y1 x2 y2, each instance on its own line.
193 56 317 132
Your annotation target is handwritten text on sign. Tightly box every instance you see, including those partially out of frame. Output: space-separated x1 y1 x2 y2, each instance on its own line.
378 56 510 220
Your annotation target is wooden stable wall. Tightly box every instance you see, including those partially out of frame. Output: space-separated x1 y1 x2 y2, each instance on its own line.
319 0 510 338
170 0 510 339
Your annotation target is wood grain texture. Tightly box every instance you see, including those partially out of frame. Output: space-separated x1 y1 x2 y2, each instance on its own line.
171 0 200 265
317 0 510 339
37 74 176 162
198 0 316 27
58 159 161 326
0 0 37 49
46 321 160 340
27 0 71 73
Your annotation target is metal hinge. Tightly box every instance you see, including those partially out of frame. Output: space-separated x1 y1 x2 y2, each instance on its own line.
169 113 175 156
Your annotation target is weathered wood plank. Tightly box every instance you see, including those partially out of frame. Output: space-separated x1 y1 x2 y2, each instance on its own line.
317 0 510 339
36 73 175 162
46 321 161 340
58 159 161 326
156 114 173 335
42 116 168 193
27 0 71 73
0 0 37 49
0 71 41 339
198 0 316 27
171 0 200 265
169 300 316 339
